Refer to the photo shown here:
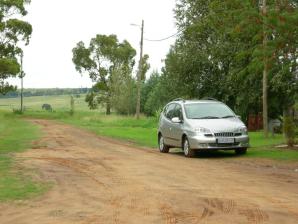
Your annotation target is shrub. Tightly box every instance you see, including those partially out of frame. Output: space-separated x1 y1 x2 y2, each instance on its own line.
283 116 296 147
12 108 23 114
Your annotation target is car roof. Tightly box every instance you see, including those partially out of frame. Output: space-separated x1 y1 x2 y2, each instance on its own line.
170 99 221 105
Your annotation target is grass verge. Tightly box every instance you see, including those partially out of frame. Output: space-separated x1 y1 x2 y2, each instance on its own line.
0 111 48 201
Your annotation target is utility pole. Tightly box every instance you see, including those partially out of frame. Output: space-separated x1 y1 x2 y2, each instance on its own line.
135 20 144 119
262 0 269 138
20 52 24 113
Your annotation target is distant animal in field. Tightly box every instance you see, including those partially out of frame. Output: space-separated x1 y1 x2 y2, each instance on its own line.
42 104 52 111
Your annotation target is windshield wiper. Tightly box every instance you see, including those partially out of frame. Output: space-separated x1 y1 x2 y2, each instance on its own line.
221 115 235 119
192 116 220 119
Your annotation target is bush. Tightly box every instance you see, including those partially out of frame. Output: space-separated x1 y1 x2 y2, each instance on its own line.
12 108 23 114
283 116 296 147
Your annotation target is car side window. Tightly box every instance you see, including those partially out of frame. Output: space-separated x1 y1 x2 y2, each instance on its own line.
165 104 176 120
163 105 168 116
174 104 183 121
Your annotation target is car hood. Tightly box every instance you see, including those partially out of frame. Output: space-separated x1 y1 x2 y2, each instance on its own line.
187 118 245 133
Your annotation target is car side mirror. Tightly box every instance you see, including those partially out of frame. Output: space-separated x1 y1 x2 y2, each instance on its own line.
172 117 182 123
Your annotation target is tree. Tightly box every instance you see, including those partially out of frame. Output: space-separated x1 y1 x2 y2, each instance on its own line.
135 53 150 119
72 34 136 114
0 0 32 94
170 0 297 140
208 0 298 139
110 67 136 115
140 54 150 81
141 70 159 114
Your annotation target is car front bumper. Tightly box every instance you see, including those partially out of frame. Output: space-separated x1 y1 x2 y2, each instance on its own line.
188 135 249 150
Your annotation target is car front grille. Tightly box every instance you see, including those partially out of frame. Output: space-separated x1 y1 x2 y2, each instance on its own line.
204 132 243 137
214 132 235 137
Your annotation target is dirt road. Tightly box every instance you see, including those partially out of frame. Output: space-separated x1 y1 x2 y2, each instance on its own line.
1 119 298 224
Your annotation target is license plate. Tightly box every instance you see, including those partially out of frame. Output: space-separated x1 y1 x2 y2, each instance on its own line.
217 138 235 144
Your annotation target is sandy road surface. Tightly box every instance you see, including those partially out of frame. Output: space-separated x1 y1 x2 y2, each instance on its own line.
1 119 298 224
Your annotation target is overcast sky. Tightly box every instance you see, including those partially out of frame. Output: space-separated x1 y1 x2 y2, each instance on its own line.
9 0 177 88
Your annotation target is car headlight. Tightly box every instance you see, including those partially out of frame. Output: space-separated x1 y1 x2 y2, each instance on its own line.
238 126 248 135
194 127 212 135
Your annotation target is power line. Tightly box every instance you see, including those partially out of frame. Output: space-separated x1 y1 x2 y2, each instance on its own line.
144 30 183 42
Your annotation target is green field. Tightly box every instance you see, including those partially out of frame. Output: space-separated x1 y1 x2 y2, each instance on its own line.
0 112 48 201
0 94 91 112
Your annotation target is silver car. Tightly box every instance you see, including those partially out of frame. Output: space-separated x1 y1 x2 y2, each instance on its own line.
158 99 249 157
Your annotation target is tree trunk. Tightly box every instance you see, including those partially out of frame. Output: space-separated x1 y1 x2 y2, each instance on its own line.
262 0 269 138
263 62 269 138
106 98 111 115
283 107 295 148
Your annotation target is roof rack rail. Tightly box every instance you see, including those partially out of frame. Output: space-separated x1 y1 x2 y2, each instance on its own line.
201 97 218 101
172 98 185 102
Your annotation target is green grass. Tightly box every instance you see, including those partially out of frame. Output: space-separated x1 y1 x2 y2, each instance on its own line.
22 111 158 148
246 147 298 160
0 112 48 201
0 94 90 112
248 132 284 148
17 109 297 161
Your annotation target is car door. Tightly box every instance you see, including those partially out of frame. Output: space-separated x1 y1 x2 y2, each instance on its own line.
168 104 184 147
162 103 177 146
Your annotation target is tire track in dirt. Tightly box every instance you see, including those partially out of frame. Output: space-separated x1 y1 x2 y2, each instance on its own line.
159 198 270 224
238 208 269 224
204 198 236 214
34 157 107 187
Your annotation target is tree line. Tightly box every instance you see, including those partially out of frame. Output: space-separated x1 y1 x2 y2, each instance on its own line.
72 1 297 120
0 88 89 98
0 0 297 144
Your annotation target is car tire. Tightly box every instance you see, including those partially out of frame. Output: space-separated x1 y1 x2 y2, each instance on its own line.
183 137 195 158
235 148 247 155
158 134 169 153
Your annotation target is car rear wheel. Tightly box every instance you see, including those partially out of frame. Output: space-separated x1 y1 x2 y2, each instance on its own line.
158 134 169 153
183 137 195 158
235 148 247 155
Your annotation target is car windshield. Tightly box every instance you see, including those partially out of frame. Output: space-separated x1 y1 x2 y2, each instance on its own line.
184 103 235 119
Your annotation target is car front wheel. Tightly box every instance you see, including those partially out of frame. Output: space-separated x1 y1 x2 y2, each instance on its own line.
158 134 169 153
183 137 195 158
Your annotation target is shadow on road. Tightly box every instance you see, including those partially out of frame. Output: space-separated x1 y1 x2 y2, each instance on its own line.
170 149 243 159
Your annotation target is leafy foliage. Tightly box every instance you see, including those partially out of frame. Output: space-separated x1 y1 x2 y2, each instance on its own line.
72 34 136 114
154 0 297 123
0 0 32 94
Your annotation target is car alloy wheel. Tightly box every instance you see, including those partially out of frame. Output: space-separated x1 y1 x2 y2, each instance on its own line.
159 135 169 153
183 137 194 158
